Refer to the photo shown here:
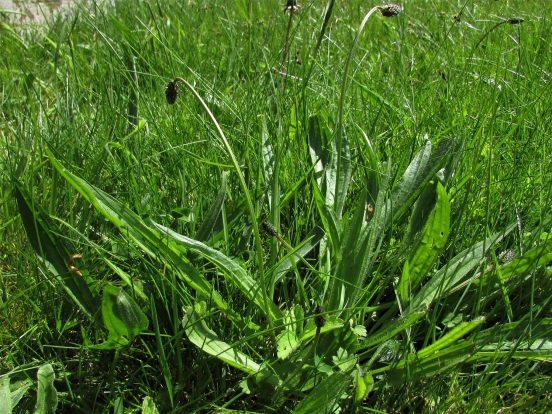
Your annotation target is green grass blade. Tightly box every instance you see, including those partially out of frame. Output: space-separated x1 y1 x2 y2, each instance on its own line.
194 171 228 242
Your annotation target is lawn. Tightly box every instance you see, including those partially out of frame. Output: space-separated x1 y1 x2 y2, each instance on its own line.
1 0 552 412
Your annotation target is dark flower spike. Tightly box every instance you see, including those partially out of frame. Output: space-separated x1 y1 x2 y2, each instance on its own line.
262 221 278 237
165 81 179 105
378 3 402 17
314 306 326 328
283 0 301 14
508 18 524 25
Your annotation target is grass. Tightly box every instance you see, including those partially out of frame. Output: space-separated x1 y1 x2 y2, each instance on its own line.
1 0 552 412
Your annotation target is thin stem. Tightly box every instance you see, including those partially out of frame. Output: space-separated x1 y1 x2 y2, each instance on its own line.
335 6 381 216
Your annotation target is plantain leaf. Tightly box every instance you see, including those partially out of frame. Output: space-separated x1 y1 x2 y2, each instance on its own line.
151 220 283 322
0 377 10 414
34 364 57 414
182 302 279 386
408 223 516 312
14 182 101 324
90 284 148 350
46 148 249 329
398 181 450 305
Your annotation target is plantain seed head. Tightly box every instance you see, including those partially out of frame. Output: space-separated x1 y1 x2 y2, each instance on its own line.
379 3 402 17
165 81 179 105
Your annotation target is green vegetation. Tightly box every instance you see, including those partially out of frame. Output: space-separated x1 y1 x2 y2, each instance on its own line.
1 0 552 412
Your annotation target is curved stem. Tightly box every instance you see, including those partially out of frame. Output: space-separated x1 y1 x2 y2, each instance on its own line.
173 77 276 343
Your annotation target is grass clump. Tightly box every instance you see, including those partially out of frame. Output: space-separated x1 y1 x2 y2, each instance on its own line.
1 0 552 412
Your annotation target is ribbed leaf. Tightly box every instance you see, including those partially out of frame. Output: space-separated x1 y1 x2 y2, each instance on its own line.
408 223 516 312
0 377 10 414
46 149 248 328
293 372 351 414
398 182 450 304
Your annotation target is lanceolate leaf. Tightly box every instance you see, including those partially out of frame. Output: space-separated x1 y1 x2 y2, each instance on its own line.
408 223 516 312
182 303 279 386
14 183 101 325
46 149 249 329
0 376 10 414
398 182 450 304
194 171 228 242
151 221 283 322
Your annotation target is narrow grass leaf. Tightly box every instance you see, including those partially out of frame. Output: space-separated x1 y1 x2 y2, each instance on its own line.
292 372 351 414
195 171 228 242
34 364 57 414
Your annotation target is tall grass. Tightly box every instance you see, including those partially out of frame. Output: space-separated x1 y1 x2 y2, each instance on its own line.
1 0 552 412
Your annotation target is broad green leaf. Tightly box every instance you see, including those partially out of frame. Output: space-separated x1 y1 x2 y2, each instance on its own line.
0 377 10 414
195 171 228 242
353 372 373 405
182 303 279 386
277 330 300 360
141 396 159 414
327 190 368 313
292 372 351 414
14 183 101 324
91 285 148 349
34 364 57 414
398 182 450 304
151 221 282 323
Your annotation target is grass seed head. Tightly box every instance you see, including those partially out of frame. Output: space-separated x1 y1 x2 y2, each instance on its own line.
165 81 179 105
379 3 402 17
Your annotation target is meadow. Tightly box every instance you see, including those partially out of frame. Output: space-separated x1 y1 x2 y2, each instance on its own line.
1 0 552 412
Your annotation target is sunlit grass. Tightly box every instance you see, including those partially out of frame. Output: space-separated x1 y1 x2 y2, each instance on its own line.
1 0 552 411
